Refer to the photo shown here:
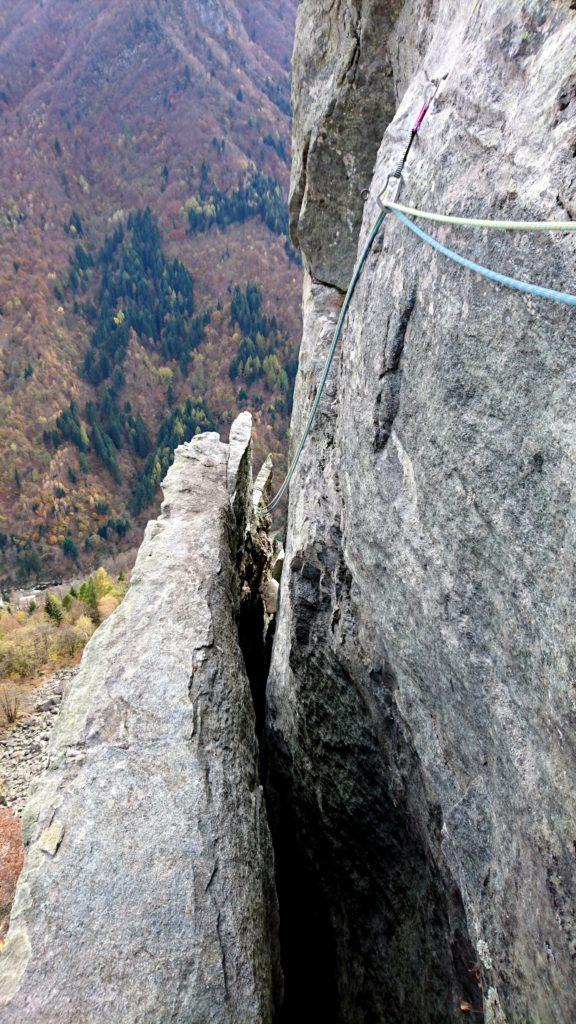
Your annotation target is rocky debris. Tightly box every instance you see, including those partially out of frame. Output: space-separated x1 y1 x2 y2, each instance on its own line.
0 669 75 818
0 810 23 943
0 416 280 1024
270 2 576 1022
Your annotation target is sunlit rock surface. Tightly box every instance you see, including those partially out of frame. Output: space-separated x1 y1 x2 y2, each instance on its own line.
269 2 576 1021
0 416 280 1024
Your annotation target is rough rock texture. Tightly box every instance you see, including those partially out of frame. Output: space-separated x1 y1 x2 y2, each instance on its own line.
269 2 576 1022
0 415 280 1023
0 810 23 943
0 669 74 817
290 0 403 291
0 669 72 945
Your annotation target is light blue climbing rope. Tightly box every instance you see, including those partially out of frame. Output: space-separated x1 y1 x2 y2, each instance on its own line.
265 211 387 512
265 206 575 512
264 66 574 512
390 209 576 306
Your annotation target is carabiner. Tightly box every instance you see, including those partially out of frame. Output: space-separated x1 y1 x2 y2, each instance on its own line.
377 172 403 211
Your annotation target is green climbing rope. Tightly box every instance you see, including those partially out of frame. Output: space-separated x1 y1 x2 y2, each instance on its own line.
265 211 387 513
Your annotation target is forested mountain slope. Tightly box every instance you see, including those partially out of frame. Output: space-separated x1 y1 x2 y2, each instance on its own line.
0 0 299 583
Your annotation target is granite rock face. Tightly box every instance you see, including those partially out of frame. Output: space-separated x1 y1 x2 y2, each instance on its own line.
0 810 23 943
0 415 280 1024
290 0 403 291
269 2 576 1022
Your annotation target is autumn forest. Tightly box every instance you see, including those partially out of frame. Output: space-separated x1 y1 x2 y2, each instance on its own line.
0 0 300 585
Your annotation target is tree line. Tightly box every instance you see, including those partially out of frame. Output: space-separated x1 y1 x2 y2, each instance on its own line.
186 169 288 238
83 208 207 386
229 284 295 414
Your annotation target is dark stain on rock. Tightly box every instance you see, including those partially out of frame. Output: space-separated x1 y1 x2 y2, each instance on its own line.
373 289 416 451
265 535 483 1023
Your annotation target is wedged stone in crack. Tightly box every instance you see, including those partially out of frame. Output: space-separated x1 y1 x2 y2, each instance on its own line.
0 421 279 1024
227 410 253 503
270 548 284 583
253 455 274 515
261 577 279 617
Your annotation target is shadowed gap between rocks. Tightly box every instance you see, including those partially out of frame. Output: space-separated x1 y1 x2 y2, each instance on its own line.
238 575 275 743
237 534 484 1024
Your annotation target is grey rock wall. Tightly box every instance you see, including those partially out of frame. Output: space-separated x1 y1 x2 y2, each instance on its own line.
0 415 280 1024
289 0 404 290
270 1 576 1021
